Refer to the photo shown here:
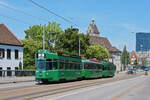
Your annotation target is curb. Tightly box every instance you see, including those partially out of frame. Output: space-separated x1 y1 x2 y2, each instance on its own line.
0 79 35 84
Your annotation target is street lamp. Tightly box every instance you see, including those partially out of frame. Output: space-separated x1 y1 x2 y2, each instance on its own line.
43 26 45 50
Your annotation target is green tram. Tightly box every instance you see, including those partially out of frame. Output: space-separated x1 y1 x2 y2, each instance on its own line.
101 61 116 77
35 50 82 83
82 60 103 78
35 49 116 83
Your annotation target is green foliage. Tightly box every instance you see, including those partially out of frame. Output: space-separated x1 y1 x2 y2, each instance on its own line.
133 59 138 65
23 23 90 69
23 22 63 69
24 22 63 41
22 38 42 69
142 58 148 66
121 45 129 69
56 27 90 56
85 45 109 60
120 67 123 71
19 61 22 70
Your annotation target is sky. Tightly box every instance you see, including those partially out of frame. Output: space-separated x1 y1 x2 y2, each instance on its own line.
0 0 150 52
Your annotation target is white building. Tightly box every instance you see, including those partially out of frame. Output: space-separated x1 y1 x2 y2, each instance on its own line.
136 51 150 66
109 51 122 71
0 23 23 71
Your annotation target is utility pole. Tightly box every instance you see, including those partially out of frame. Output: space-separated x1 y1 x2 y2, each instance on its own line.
43 26 45 50
79 39 80 56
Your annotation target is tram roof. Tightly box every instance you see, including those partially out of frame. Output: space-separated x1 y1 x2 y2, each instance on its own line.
82 60 100 64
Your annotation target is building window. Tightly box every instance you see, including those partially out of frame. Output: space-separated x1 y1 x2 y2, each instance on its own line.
0 48 5 58
7 49 11 59
7 67 12 76
0 67 2 76
15 49 19 59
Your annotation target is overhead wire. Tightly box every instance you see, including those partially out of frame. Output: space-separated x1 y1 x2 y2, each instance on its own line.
28 0 79 28
0 14 32 26
0 2 50 22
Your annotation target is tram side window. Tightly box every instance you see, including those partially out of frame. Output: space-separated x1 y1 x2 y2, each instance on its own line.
99 65 103 70
69 61 80 70
46 59 58 70
64 60 69 70
77 63 81 70
85 64 87 69
70 61 74 69
88 64 91 69
108 66 110 70
95 64 98 70
92 64 95 69
109 66 112 70
60 60 65 69
53 59 58 69
85 64 89 69
103 66 108 70
92 64 95 70
110 66 113 70
96 64 101 70
46 59 52 70
74 62 80 70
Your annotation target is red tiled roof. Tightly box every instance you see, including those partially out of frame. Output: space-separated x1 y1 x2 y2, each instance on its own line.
0 24 23 46
90 36 121 53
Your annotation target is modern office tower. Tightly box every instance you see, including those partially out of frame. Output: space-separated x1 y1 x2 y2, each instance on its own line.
136 32 150 52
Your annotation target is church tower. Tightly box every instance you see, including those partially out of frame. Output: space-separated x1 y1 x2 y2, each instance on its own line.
87 19 100 37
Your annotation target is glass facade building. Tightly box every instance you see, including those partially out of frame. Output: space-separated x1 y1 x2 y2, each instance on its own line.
136 32 150 52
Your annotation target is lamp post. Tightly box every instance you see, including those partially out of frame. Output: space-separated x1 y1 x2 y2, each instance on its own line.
140 44 143 65
79 39 80 56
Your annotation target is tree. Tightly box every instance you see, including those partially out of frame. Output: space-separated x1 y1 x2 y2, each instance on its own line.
19 61 22 70
56 27 90 56
24 22 63 41
142 58 148 66
23 22 63 69
133 59 138 65
85 45 109 60
121 45 129 70
22 38 43 69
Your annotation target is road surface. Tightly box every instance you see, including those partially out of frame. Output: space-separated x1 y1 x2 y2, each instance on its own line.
37 75 149 100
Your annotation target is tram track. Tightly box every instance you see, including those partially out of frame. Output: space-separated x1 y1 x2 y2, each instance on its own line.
0 72 144 100
0 84 38 92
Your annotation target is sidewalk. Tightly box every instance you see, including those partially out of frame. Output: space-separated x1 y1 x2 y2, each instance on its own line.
0 71 148 84
0 76 35 84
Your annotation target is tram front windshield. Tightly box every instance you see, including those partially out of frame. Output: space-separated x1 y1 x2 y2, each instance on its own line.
36 59 57 70
36 60 46 70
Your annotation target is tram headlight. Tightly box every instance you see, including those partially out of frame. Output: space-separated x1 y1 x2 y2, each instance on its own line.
38 53 45 59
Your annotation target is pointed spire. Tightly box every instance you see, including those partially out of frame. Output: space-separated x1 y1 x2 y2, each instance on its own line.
86 18 100 37
91 17 95 25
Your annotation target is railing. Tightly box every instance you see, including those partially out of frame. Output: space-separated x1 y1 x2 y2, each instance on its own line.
0 70 35 77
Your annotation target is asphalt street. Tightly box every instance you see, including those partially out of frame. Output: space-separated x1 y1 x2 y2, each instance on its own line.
39 75 149 100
